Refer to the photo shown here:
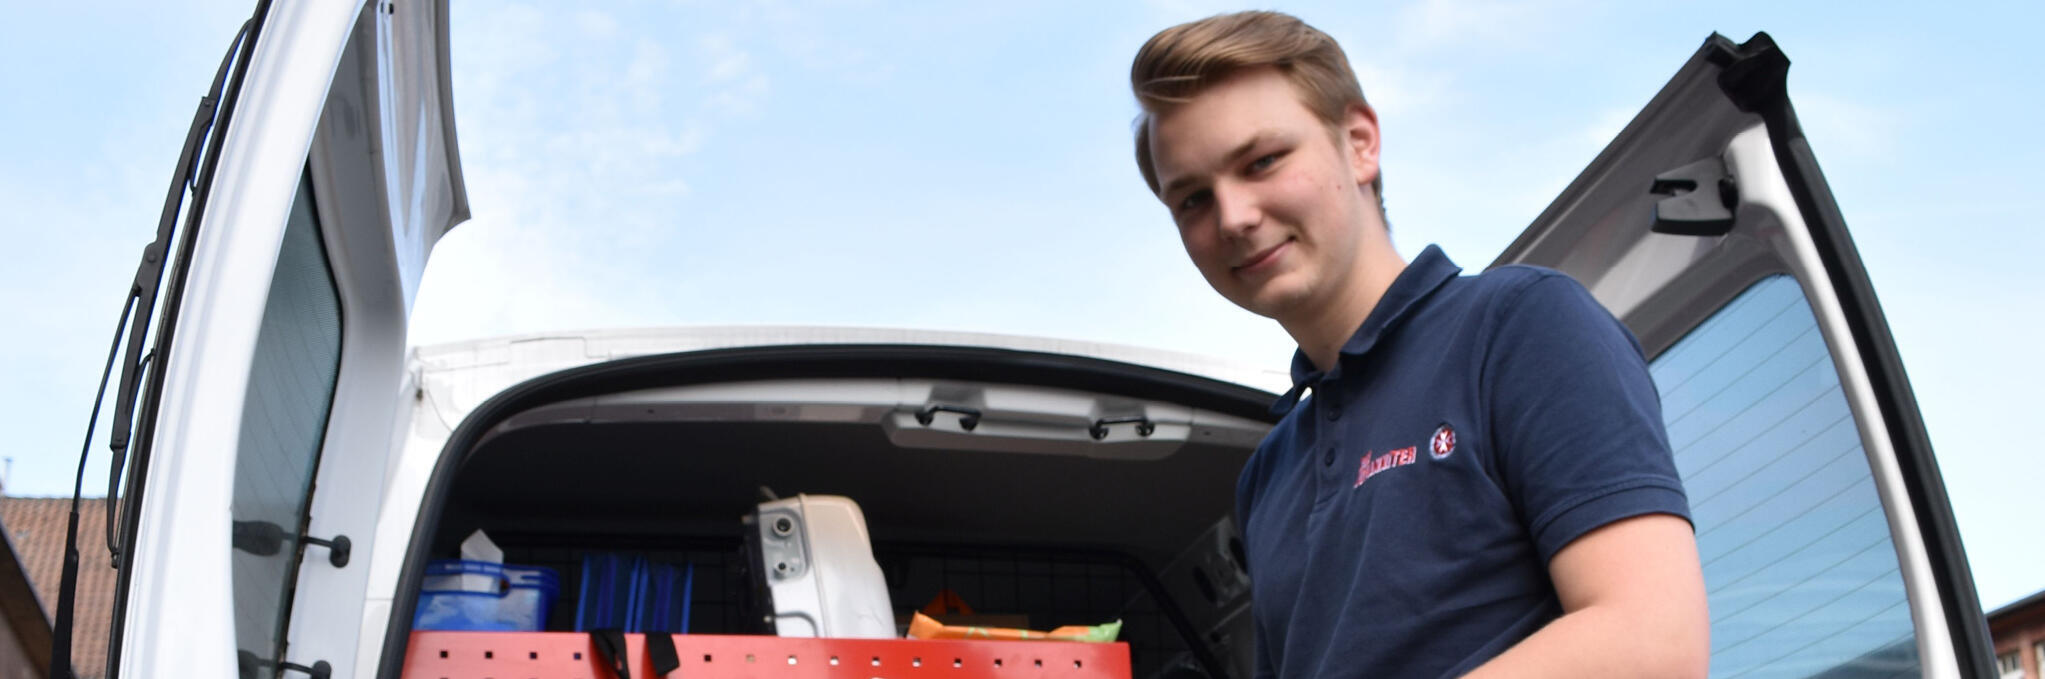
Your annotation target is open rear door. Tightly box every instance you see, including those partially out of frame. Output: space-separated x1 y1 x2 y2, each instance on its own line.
102 1 466 677
1494 33 1992 679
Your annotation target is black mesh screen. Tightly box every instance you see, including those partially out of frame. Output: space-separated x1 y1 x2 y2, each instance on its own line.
498 536 1198 678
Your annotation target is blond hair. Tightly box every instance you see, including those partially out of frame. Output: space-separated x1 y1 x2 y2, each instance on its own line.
1130 11 1380 202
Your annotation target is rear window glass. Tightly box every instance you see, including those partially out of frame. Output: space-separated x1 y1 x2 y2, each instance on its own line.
229 172 343 678
1650 274 1918 678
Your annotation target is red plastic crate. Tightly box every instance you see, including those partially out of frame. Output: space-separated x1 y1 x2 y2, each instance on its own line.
403 631 1133 679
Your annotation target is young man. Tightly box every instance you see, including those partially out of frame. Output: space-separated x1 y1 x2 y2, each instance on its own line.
1130 12 1710 678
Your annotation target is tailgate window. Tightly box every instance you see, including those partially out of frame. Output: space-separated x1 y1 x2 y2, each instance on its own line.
1651 274 1918 677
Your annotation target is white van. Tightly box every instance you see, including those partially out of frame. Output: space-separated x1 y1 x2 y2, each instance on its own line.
71 1 1995 678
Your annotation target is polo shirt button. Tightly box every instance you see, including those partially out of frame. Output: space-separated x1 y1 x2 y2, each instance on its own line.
1322 447 1336 466
1325 407 1340 422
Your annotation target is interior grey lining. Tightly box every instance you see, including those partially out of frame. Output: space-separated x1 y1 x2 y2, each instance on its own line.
438 420 1253 568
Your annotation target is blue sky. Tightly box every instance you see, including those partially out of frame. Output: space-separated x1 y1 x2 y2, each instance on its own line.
2 0 2039 612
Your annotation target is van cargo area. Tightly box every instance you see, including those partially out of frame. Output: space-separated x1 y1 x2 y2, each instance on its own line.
402 354 1280 679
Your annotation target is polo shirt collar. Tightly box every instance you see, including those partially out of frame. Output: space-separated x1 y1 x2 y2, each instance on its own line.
1270 244 1463 415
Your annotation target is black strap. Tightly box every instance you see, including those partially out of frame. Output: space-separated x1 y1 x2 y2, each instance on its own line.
646 633 680 676
591 629 631 679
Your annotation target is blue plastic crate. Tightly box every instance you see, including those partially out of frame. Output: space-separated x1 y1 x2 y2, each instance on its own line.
413 560 560 632
575 553 694 633
637 561 695 633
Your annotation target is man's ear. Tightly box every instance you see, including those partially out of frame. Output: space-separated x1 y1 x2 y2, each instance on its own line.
1342 102 1382 189
1136 116 1161 196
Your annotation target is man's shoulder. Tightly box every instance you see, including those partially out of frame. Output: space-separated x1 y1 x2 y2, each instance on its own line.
1455 262 1575 300
1415 262 1581 330
1426 263 1634 369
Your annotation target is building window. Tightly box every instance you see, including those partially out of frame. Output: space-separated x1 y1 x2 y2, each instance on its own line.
1998 650 2023 679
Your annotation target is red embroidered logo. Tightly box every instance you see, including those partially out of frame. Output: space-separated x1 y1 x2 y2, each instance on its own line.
1430 424 1457 460
1355 446 1418 488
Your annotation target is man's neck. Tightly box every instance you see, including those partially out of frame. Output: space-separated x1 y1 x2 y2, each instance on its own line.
1285 241 1408 373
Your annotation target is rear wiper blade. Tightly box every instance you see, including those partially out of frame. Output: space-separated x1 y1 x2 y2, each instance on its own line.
103 18 248 555
50 18 250 679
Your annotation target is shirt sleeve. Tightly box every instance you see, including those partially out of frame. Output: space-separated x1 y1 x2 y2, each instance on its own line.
1481 272 1692 563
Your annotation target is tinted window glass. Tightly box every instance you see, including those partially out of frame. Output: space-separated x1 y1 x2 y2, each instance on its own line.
1651 274 1917 679
229 173 342 678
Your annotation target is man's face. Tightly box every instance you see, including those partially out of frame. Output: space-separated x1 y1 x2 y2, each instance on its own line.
1147 68 1379 322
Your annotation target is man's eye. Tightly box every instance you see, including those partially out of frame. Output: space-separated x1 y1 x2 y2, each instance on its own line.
1248 153 1280 173
1177 190 1211 214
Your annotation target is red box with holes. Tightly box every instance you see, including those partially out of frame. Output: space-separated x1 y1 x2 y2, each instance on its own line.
403 631 1133 678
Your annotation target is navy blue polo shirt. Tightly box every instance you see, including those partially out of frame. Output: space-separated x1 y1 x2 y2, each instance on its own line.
1235 245 1689 678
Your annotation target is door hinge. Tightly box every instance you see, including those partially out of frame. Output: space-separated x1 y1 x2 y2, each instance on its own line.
1089 415 1156 440
914 404 981 431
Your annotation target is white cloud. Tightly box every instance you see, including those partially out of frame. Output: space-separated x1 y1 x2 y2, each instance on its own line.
575 10 619 38
1391 0 1577 53
705 74 770 117
412 3 807 345
696 34 770 115
624 39 672 92
1792 91 1905 166
700 34 752 83
1353 62 1450 120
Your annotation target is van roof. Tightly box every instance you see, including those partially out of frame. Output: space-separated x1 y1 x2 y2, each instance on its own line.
410 325 1293 395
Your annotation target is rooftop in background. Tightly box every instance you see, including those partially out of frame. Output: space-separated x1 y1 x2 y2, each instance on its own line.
1993 589 2045 624
2 497 115 679
1989 587 2045 679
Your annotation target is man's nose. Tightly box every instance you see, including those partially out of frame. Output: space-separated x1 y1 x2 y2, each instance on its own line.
1213 182 1261 238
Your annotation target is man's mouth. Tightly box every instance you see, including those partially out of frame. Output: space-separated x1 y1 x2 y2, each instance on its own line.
1232 239 1291 275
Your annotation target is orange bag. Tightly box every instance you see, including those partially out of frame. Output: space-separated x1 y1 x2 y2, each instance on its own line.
905 612 1120 643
